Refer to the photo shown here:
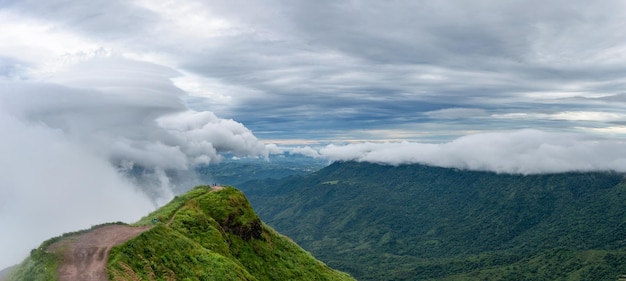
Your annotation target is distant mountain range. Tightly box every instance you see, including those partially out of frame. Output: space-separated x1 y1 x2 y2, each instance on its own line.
196 153 328 186
239 161 626 280
8 186 353 281
9 160 626 280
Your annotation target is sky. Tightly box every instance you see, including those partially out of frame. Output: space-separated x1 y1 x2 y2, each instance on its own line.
2 0 626 268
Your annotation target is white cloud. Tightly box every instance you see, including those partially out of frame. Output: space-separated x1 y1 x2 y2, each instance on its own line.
172 74 234 104
492 111 626 122
0 113 154 268
1 57 268 170
132 0 241 41
0 11 95 58
157 110 268 164
424 108 488 119
0 55 268 269
289 129 626 174
3 0 626 268
266 143 321 158
579 126 626 135
549 111 626 122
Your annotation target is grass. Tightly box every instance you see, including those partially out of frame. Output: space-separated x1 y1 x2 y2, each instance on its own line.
133 186 209 226
10 185 354 280
108 186 355 281
9 222 128 281
9 249 59 281
108 224 255 281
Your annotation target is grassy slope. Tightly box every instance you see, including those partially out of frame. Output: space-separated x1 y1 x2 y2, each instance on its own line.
8 222 128 281
108 186 354 281
10 186 353 281
240 161 626 280
9 250 58 281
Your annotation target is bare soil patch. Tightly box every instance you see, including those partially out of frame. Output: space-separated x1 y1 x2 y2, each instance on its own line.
47 225 150 281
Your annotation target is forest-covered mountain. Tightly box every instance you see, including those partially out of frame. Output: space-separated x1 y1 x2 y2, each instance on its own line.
196 154 328 186
239 161 626 280
8 186 354 281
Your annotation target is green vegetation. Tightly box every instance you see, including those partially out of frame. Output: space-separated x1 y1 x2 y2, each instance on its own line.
10 186 353 281
9 222 128 281
134 186 208 226
108 224 254 280
240 161 626 280
195 154 327 186
108 186 354 280
440 249 626 281
13 160 626 281
9 248 58 281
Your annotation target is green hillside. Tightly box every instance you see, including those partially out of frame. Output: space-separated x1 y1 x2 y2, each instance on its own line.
239 161 626 280
0 266 16 281
9 186 354 281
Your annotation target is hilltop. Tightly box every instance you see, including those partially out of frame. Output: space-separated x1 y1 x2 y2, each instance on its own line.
240 161 626 280
8 186 354 281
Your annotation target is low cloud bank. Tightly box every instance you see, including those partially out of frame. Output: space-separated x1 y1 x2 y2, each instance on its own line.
273 130 626 174
0 57 267 268
0 112 153 268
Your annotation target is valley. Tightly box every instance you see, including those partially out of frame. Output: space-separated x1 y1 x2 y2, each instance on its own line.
240 161 626 280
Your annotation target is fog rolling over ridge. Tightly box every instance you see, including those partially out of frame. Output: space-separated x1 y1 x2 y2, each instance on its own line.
2 60 626 269
2 0 626 271
0 59 268 268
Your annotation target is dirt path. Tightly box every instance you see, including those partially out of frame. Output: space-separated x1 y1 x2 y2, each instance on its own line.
47 225 151 281
43 188 223 281
210 185 224 192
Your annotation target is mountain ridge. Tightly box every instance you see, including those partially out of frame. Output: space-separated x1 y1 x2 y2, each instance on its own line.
240 161 626 280
9 186 354 281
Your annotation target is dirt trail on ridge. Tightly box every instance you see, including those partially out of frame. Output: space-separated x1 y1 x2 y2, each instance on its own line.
46 187 223 281
210 185 224 192
47 225 151 281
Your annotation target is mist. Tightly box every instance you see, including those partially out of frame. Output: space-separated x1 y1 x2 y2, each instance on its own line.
0 58 268 268
0 112 152 267
276 129 626 174
3 0 626 270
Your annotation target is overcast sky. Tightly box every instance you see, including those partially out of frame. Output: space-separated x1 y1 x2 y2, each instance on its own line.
2 0 626 268
2 0 626 142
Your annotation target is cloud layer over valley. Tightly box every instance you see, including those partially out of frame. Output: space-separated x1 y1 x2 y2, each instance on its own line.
273 130 626 174
2 0 626 269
